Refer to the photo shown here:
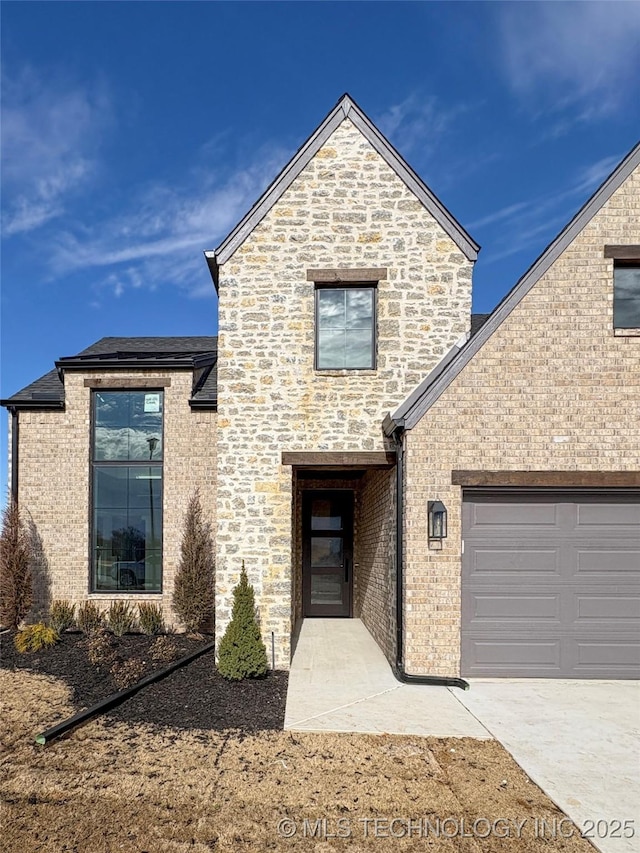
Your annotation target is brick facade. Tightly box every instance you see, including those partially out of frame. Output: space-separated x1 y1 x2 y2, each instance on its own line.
354 468 397 662
403 163 640 676
16 370 216 625
215 118 473 666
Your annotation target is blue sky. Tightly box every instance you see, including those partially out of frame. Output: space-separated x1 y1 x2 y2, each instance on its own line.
2 1 640 496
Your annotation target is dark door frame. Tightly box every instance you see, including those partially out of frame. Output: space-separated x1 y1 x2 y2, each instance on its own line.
302 489 353 617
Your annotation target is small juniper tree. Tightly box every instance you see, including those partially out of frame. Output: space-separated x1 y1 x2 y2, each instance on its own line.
172 490 215 633
217 561 268 680
0 497 33 629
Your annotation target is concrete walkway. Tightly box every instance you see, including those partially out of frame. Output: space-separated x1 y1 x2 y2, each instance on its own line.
456 680 640 853
284 619 489 737
284 619 640 853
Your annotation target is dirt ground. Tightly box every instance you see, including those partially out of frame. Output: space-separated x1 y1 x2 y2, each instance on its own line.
1 669 597 853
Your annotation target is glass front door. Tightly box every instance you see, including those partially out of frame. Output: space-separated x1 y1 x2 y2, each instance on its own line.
302 490 353 617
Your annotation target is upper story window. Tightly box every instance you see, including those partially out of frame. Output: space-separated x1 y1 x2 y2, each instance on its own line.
315 286 376 369
605 246 640 332
613 262 640 329
91 390 163 593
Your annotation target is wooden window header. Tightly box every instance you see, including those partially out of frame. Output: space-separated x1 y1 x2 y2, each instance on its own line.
85 378 171 389
604 245 640 260
282 451 396 469
452 470 640 488
307 268 387 283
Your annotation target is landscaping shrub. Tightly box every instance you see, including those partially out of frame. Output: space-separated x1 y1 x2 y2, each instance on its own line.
172 490 215 633
217 561 268 681
14 623 58 653
138 602 165 635
49 600 75 634
0 498 32 629
86 626 117 666
150 635 178 664
111 657 146 689
77 601 104 635
107 601 136 636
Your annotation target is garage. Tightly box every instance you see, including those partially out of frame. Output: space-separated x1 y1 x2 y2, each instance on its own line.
461 490 640 678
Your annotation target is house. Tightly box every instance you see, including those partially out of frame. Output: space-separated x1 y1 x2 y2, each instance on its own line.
3 95 639 679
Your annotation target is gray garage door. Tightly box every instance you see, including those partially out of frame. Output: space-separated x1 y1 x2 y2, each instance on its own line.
462 491 640 678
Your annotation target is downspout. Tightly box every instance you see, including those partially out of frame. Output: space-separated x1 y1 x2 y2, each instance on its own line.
9 407 19 503
391 425 468 690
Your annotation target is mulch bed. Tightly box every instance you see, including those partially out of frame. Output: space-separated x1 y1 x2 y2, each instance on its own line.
0 630 288 734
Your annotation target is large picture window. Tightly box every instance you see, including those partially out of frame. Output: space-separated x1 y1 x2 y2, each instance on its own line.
316 286 376 369
91 390 163 592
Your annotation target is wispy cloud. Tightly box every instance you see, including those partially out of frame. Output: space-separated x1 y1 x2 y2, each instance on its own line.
50 143 290 300
1 67 111 235
473 153 622 264
498 3 640 126
376 93 470 157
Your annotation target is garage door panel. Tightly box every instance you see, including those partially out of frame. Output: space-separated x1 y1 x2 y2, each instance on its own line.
468 592 560 621
462 491 640 678
464 638 561 673
467 501 559 529
470 545 560 574
573 637 640 670
575 592 640 622
576 502 640 527
575 546 640 574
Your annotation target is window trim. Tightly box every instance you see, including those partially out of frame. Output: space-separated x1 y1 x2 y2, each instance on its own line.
612 258 640 334
314 283 378 371
89 388 165 594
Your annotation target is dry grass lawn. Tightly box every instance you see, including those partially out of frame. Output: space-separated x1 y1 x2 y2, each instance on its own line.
1 670 595 852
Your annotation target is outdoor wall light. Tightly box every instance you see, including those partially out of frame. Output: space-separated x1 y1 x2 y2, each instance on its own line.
428 500 447 540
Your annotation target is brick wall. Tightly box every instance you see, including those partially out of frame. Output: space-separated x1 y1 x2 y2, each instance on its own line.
216 117 473 667
17 370 216 626
403 164 640 676
354 467 396 663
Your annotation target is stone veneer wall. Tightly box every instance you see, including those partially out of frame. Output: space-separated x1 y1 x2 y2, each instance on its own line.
403 164 640 676
354 468 397 663
16 370 216 626
216 118 473 667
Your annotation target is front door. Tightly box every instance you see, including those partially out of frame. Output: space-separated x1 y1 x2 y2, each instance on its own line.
302 490 353 617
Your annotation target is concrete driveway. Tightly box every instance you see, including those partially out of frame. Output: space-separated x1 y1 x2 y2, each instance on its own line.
285 621 640 853
454 680 640 853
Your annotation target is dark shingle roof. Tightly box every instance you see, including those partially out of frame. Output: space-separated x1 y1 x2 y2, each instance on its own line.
2 336 218 409
76 336 217 357
190 362 218 405
470 313 490 337
1 369 65 407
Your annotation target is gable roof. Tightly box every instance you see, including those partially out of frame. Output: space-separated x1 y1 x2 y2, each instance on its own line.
2 337 218 410
205 93 479 285
387 139 640 433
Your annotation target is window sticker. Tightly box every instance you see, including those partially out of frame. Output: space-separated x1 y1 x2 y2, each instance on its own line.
144 393 161 413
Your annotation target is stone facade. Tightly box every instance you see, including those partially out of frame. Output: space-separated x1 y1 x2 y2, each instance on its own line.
215 118 473 667
16 370 216 625
403 163 640 676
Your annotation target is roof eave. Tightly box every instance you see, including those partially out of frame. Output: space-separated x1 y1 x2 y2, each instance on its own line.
55 357 198 371
188 398 218 411
204 251 219 292
0 399 65 411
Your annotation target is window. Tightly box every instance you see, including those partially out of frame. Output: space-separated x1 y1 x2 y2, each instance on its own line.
316 286 376 369
91 391 163 592
613 262 640 329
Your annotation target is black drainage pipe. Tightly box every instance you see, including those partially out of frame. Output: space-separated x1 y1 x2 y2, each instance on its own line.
392 428 469 691
35 639 216 745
